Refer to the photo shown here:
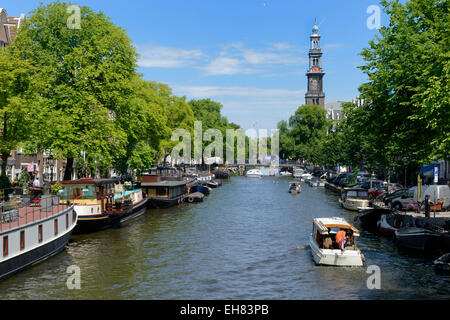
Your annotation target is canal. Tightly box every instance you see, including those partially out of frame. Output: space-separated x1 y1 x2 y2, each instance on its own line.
0 176 449 299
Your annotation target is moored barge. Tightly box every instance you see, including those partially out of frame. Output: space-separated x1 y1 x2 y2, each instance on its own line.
0 196 76 280
59 179 147 234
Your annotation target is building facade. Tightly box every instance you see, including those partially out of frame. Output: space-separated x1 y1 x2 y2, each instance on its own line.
305 21 325 107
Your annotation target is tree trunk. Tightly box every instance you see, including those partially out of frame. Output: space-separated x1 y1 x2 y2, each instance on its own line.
1 152 8 177
64 157 74 181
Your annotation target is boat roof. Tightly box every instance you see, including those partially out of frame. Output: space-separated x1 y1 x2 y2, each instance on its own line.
313 217 360 236
141 180 191 187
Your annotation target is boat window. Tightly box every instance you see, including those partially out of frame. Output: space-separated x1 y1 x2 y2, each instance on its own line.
3 236 8 257
72 185 96 200
54 219 58 236
20 231 25 250
59 186 70 200
156 187 167 197
347 191 357 198
357 191 368 199
146 187 156 196
38 225 43 243
66 214 69 229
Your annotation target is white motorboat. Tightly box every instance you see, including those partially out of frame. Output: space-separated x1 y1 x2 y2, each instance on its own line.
246 169 262 178
339 188 372 211
309 217 365 267
280 171 292 177
289 182 302 194
293 168 305 178
301 173 313 181
309 179 325 187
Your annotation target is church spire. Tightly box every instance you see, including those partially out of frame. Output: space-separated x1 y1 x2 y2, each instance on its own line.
305 19 325 107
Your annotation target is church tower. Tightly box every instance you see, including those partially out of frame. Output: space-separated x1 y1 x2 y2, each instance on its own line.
305 20 325 107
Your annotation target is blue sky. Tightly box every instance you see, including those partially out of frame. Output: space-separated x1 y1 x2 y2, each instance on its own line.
6 0 388 130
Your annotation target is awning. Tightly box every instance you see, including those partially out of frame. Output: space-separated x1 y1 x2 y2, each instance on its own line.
420 164 437 174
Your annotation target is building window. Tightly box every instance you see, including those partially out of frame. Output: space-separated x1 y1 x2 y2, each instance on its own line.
54 219 58 236
38 225 43 243
3 236 8 257
20 231 25 250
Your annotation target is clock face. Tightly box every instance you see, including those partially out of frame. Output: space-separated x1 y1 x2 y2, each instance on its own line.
312 80 318 90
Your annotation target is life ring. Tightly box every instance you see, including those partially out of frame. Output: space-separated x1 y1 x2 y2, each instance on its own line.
187 196 194 203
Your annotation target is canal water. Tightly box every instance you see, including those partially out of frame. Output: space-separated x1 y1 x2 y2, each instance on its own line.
0 176 449 299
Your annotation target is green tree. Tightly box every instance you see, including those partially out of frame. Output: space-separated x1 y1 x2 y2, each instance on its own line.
0 48 34 176
10 1 138 180
113 77 170 175
288 104 330 163
359 0 449 169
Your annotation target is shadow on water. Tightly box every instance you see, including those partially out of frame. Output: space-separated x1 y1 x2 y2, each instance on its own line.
0 177 449 299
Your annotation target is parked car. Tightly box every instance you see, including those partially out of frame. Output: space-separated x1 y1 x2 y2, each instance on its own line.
391 186 429 211
357 171 370 183
382 188 408 206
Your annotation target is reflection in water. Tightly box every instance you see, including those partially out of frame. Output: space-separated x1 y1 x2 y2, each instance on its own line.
0 176 449 299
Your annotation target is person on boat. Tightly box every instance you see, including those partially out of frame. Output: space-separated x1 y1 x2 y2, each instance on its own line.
296 184 301 192
345 229 355 250
335 229 346 250
424 195 430 218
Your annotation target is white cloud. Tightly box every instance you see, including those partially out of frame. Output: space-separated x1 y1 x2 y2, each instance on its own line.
270 42 293 50
137 45 205 68
322 43 345 50
203 57 256 75
171 84 305 99
202 43 306 75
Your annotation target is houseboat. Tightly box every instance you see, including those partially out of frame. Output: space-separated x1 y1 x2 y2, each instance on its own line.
0 196 76 280
59 178 148 234
139 173 193 209
339 188 371 211
309 217 364 267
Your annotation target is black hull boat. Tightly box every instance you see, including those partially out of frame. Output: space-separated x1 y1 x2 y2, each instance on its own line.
377 213 415 237
212 170 230 179
141 179 193 209
184 192 205 203
190 185 210 196
0 202 77 281
434 253 450 275
394 227 441 252
355 208 390 231
147 196 184 209
73 198 148 234
0 227 73 281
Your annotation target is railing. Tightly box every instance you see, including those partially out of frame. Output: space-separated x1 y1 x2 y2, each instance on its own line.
105 202 133 214
0 195 70 233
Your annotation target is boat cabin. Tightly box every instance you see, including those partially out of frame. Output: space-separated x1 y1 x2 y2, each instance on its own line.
342 188 369 201
59 179 117 203
140 180 189 200
312 217 360 250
